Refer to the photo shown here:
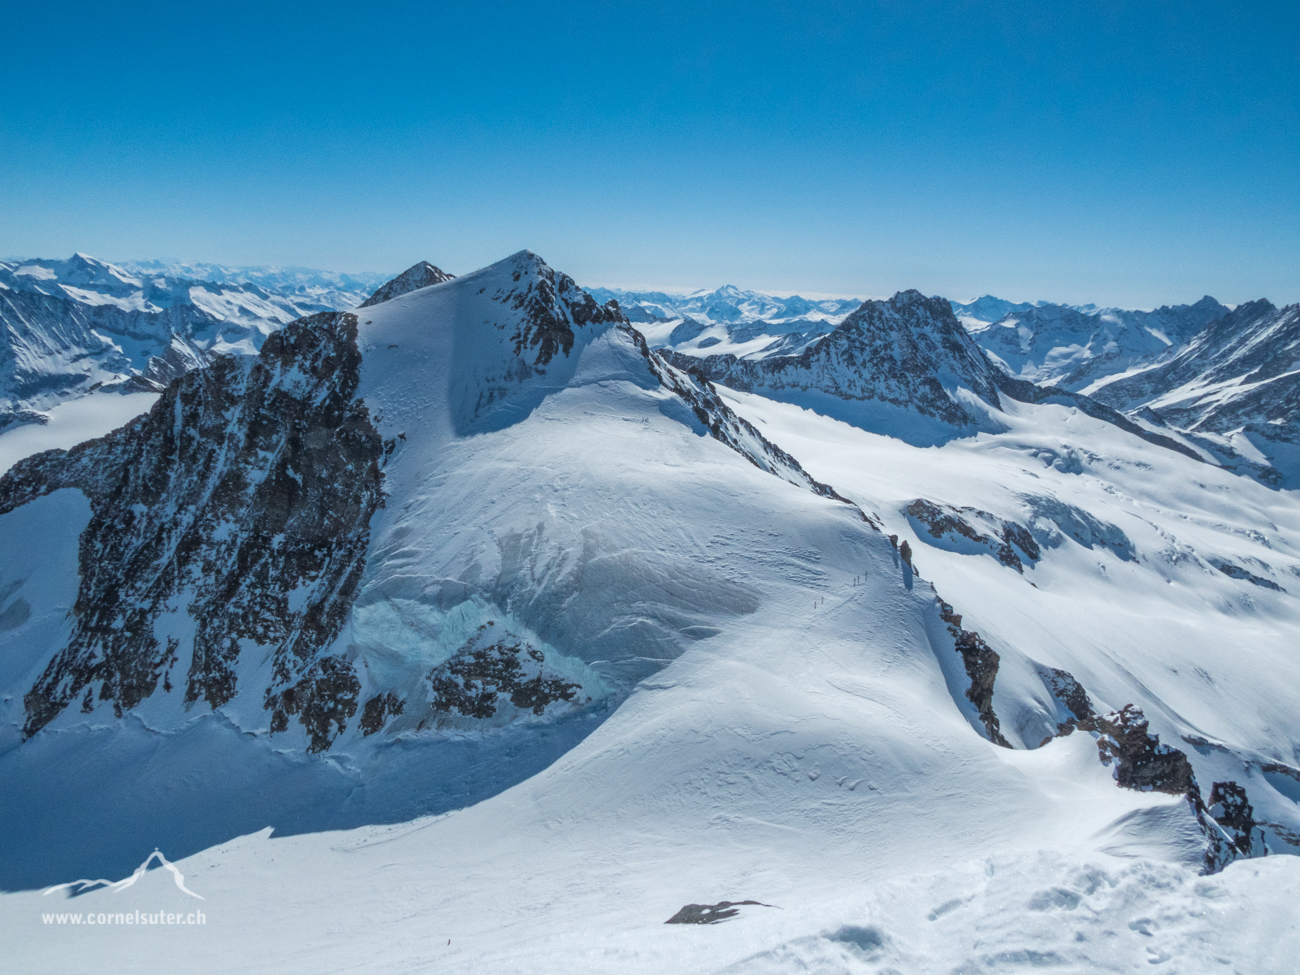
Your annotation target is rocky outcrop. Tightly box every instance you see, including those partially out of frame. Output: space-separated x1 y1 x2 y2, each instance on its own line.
1090 300 1300 482
1207 781 1257 857
0 254 352 424
936 599 1011 748
665 900 771 924
1210 560 1286 592
359 261 455 307
1 311 386 747
1078 705 1197 794
668 290 1206 460
968 297 1227 390
905 499 1040 573
1052 704 1256 872
504 260 624 366
425 623 583 722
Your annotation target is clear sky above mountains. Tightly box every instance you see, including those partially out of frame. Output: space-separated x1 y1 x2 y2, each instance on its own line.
1 0 1295 308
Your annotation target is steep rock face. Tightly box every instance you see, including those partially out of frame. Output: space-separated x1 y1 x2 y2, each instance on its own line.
503 259 624 366
671 290 1205 460
359 261 455 307
423 622 584 724
935 598 1011 747
1091 300 1292 410
0 288 220 417
0 312 386 745
668 290 1005 431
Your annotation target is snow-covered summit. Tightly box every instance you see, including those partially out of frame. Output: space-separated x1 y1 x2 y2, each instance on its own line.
358 261 455 307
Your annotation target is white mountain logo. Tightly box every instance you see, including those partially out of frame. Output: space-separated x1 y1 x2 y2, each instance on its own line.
43 849 204 900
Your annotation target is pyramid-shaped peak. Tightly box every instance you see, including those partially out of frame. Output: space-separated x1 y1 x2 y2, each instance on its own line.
359 261 456 307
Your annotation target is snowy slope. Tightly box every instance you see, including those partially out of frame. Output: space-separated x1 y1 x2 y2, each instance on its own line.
2 253 1298 973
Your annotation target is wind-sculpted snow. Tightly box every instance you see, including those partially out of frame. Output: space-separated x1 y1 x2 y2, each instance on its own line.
721 383 1300 863
4 253 1300 970
0 251 869 770
627 326 860 510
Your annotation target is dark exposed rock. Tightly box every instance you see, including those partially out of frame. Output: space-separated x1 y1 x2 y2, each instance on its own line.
937 599 1010 748
665 900 772 924
266 655 362 753
1077 705 1196 795
966 297 1227 392
359 261 455 308
905 498 1039 573
140 335 215 388
0 408 51 433
1210 560 1286 592
1057 704 1250 872
1207 781 1256 857
664 289 1204 461
359 692 405 736
1 311 385 747
1041 667 1093 730
428 623 582 721
504 258 625 367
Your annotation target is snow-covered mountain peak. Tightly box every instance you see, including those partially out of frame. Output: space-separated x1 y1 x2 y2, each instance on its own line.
667 287 1007 438
355 250 627 440
358 260 455 307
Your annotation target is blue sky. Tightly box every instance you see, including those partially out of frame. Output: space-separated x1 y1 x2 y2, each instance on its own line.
1 0 1295 307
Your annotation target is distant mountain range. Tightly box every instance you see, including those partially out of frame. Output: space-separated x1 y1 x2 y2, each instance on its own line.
0 254 387 429
3 256 1296 483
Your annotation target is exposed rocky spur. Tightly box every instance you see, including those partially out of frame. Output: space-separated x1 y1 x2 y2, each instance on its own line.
0 311 385 749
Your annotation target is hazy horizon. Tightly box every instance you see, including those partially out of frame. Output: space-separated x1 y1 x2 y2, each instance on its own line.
3 0 1295 309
